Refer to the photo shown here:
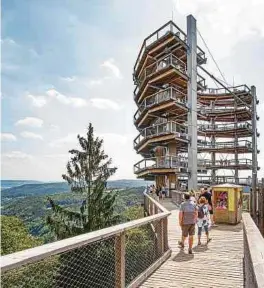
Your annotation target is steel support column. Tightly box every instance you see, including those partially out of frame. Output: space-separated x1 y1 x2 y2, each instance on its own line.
187 15 198 190
251 85 257 220
234 100 239 184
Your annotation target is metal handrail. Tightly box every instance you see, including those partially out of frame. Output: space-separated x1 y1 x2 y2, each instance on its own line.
198 140 252 149
134 156 188 173
198 122 252 131
201 85 251 96
134 87 187 121
134 156 208 173
134 121 188 147
136 53 187 89
200 158 253 167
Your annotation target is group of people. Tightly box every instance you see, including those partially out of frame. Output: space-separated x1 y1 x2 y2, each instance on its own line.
147 184 167 200
178 187 215 254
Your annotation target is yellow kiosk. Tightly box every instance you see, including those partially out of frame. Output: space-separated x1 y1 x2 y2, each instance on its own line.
211 183 243 224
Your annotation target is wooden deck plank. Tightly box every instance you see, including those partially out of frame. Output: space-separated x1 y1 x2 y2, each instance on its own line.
140 200 244 288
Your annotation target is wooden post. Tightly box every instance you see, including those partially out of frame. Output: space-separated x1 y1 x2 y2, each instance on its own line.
163 217 168 251
157 219 164 256
115 232 125 288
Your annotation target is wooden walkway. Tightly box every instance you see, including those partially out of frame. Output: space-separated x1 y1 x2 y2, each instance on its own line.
141 200 244 288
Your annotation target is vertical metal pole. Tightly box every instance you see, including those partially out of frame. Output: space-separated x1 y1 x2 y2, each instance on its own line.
251 85 257 220
187 15 198 190
234 100 239 184
211 102 216 184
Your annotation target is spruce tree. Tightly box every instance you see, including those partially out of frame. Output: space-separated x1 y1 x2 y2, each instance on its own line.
47 123 119 240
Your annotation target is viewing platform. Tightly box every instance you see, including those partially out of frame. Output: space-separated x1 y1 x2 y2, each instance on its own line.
198 122 254 138
134 121 188 154
134 87 188 129
133 21 206 79
198 140 253 154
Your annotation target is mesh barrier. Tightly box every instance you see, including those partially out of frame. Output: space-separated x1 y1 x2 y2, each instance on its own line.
2 219 168 288
2 236 116 288
125 221 163 286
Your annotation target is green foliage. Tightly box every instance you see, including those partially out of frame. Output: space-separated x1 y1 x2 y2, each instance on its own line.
1 216 59 288
1 216 42 255
47 123 119 239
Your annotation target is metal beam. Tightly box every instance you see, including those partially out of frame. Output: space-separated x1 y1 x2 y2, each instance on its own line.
251 85 258 221
187 15 198 190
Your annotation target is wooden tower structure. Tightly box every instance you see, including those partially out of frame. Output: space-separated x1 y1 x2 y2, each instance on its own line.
133 16 259 194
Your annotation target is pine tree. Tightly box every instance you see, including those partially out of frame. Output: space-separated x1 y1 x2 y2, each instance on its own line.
47 123 119 240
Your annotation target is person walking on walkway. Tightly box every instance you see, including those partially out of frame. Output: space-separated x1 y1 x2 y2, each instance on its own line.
199 187 216 226
197 196 212 245
178 192 198 254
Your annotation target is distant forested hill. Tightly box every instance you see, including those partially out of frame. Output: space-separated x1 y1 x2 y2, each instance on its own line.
0 180 42 190
1 186 145 243
1 179 153 201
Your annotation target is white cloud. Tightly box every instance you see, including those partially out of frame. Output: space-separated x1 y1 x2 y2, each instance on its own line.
2 151 32 159
20 131 43 140
101 58 123 79
90 98 122 110
60 76 76 82
1 133 17 142
1 38 17 46
15 117 43 128
27 94 47 107
46 88 88 107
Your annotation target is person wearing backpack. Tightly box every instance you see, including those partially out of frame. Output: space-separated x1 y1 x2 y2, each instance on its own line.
197 196 212 245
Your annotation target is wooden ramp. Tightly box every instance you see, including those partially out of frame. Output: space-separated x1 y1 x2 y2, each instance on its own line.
140 200 244 288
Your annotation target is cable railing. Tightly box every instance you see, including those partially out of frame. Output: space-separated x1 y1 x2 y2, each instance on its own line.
200 158 253 168
134 121 188 148
134 87 187 122
1 193 171 288
201 105 251 114
198 122 252 132
134 156 188 174
198 140 252 150
133 21 206 76
134 156 210 174
201 85 251 96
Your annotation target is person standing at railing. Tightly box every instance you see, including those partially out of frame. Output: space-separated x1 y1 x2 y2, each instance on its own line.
178 192 198 254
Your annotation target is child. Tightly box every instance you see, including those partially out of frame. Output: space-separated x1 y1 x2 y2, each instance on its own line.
197 196 212 245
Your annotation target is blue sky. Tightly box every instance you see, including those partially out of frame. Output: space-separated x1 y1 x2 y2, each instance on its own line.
1 0 264 180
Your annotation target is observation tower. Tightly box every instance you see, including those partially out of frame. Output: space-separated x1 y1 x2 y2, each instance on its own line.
133 16 259 195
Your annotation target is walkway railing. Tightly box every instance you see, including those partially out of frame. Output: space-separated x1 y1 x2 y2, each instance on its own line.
1 193 171 288
133 53 206 99
198 122 252 132
134 87 187 122
201 85 251 96
198 140 252 150
136 53 187 88
243 213 264 288
200 158 253 168
134 121 188 148
133 20 206 76
134 156 208 174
